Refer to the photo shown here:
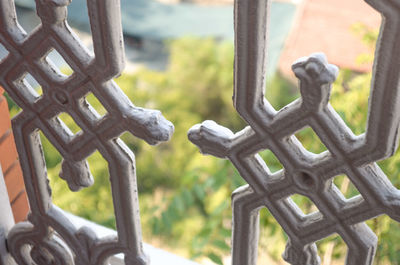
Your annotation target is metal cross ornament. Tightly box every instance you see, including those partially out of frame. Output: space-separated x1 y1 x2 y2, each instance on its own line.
0 0 173 264
189 0 400 264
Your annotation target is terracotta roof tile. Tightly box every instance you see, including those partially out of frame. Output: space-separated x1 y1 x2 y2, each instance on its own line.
278 0 381 79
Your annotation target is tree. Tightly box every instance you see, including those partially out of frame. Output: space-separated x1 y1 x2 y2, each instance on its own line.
7 33 399 264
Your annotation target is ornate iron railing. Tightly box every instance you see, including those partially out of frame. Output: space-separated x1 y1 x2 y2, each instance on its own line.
189 0 400 264
1 0 400 264
0 0 173 264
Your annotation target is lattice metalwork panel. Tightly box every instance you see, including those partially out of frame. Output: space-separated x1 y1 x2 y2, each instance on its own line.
189 0 400 264
0 0 173 264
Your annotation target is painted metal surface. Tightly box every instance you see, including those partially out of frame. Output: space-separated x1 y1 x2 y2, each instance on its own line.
189 0 400 264
1 0 400 264
0 0 173 264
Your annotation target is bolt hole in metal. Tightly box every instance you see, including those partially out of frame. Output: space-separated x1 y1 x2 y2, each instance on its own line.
295 171 317 190
54 91 69 105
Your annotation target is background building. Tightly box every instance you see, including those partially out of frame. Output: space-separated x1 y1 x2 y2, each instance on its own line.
279 0 381 79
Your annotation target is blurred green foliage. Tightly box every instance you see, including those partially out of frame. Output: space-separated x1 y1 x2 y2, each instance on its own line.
5 33 400 264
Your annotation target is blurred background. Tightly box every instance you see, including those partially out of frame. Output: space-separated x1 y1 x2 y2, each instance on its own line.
4 0 400 264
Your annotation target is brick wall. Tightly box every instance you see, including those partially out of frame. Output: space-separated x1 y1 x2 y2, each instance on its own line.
0 87 29 223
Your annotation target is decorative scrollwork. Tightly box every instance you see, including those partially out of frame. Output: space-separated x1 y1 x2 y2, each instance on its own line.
189 0 400 264
8 221 74 265
0 0 173 264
